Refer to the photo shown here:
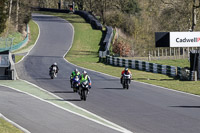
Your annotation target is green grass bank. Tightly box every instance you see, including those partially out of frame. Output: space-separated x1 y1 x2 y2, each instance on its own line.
13 20 39 62
0 118 23 133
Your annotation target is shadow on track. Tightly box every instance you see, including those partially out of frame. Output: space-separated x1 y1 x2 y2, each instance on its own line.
46 98 81 102
99 87 124 90
170 106 200 108
51 91 74 93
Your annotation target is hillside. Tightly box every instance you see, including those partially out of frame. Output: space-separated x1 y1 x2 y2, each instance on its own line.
112 0 198 57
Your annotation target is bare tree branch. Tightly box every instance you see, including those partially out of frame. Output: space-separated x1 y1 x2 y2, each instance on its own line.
160 0 174 6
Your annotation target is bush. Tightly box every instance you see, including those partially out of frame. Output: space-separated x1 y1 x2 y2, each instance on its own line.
112 39 131 57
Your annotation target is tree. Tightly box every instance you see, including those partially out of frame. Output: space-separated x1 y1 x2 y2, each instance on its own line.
15 0 19 31
74 0 83 10
0 0 8 34
159 0 196 31
8 0 12 22
191 0 200 31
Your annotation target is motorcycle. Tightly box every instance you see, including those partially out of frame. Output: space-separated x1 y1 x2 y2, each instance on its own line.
72 76 80 92
79 80 89 101
49 66 57 79
122 74 131 89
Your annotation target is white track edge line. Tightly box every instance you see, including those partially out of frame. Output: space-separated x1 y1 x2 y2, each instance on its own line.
12 14 133 133
0 113 31 133
0 81 132 133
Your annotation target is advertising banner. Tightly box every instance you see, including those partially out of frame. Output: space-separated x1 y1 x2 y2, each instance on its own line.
170 32 200 47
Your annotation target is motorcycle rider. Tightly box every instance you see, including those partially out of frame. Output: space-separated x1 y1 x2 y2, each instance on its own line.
121 67 132 84
70 69 80 88
49 62 59 77
80 70 91 89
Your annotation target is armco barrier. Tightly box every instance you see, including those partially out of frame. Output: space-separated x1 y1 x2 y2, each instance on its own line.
74 11 102 30
106 55 181 78
36 8 70 13
99 26 113 57
74 10 112 57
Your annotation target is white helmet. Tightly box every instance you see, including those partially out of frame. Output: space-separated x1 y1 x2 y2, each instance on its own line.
74 69 78 72
83 70 87 75
54 62 57 65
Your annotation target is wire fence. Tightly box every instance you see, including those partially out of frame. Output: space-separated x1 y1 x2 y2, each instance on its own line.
0 25 28 52
0 38 15 51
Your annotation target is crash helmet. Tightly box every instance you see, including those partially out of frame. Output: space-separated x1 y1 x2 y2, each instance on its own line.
74 68 79 73
54 62 57 66
83 70 87 76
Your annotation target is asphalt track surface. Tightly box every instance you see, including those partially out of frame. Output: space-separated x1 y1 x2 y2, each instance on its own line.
0 86 121 133
15 13 200 133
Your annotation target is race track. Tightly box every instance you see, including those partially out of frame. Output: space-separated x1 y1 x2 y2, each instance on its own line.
15 13 200 133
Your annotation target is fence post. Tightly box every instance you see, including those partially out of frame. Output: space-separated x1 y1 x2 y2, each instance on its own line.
148 51 151 61
170 48 171 56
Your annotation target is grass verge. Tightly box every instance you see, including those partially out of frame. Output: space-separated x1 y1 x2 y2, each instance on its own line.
34 11 200 95
13 20 39 62
0 118 23 133
148 59 190 68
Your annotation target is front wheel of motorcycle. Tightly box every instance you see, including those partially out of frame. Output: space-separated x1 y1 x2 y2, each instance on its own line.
123 84 125 89
127 84 129 89
81 90 86 101
80 90 83 100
